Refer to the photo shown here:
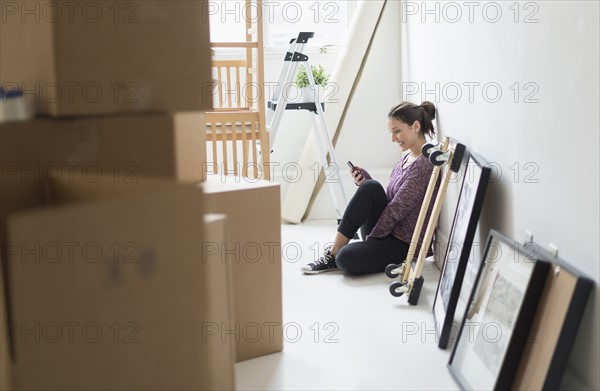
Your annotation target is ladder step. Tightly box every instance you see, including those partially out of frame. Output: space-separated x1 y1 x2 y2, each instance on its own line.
268 100 325 113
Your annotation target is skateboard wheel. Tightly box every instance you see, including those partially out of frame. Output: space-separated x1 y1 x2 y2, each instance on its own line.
408 276 424 305
421 143 435 158
430 150 445 166
389 281 406 297
385 263 400 279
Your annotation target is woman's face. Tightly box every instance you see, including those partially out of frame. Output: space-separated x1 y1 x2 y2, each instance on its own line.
387 117 421 152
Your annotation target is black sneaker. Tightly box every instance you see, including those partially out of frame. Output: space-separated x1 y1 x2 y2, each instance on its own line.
301 246 338 274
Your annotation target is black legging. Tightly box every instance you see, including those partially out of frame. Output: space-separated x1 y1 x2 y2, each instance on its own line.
335 180 409 274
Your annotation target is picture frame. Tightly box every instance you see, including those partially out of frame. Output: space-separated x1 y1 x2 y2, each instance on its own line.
448 230 550 391
511 246 593 390
433 151 491 349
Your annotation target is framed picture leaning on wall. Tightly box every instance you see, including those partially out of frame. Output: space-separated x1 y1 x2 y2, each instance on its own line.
511 245 593 390
448 230 550 391
433 151 491 349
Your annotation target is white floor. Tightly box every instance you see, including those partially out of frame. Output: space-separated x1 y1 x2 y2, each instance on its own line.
235 220 460 390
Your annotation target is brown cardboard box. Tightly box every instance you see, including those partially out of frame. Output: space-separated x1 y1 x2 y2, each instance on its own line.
0 0 212 116
0 111 207 184
3 178 234 390
0 112 207 238
202 214 235 389
1 265 11 391
201 176 283 362
0 180 46 244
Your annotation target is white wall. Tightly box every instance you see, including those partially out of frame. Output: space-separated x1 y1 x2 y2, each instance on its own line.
401 0 599 388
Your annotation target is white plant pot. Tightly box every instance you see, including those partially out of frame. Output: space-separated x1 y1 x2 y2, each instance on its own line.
300 86 322 103
281 84 302 103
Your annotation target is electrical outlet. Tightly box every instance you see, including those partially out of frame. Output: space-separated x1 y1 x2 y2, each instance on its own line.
549 243 559 258
525 230 534 243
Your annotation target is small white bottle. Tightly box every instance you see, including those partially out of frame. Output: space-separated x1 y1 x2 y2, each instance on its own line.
0 88 34 122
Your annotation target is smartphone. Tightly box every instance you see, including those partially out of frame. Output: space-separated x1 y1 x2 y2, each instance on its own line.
347 161 356 171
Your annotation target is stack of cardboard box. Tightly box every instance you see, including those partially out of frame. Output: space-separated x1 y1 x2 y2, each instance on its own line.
1 1 283 389
0 0 209 184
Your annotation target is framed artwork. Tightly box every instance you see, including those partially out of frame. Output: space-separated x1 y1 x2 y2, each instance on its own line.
433 151 491 349
448 230 550 391
511 247 593 390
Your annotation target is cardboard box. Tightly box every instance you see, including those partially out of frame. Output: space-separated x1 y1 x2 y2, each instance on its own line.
3 178 234 390
0 111 208 237
202 176 283 362
0 112 207 185
1 265 11 391
0 0 212 116
202 214 235 389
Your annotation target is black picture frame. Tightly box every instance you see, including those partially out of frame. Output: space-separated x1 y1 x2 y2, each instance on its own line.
433 151 491 349
448 230 550 391
511 245 593 390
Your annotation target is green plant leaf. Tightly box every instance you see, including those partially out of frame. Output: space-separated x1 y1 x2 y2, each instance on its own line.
295 64 330 88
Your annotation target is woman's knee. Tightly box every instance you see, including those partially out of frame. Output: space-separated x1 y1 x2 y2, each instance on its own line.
335 246 364 275
334 246 350 271
358 179 381 192
356 180 385 198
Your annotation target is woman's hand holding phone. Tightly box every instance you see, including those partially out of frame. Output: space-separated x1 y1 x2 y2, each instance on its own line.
348 161 365 186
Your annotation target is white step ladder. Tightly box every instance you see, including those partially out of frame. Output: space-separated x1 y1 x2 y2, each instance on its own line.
266 32 348 220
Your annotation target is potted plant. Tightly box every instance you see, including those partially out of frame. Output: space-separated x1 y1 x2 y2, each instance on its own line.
295 64 330 103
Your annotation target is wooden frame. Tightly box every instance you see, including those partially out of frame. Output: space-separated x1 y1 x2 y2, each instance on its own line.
448 230 550 390
511 247 593 390
206 0 270 180
433 151 491 349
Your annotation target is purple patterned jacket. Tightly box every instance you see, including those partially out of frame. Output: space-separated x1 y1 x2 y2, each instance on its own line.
362 154 439 256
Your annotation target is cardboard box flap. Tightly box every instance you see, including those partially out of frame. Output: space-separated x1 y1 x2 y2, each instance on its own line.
203 214 235 390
